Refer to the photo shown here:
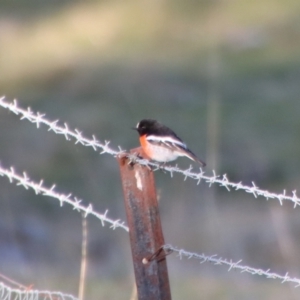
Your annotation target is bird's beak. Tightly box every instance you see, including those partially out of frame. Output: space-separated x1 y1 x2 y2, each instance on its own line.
131 127 138 130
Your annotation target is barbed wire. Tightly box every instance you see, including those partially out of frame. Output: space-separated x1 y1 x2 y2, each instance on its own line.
2 96 300 294
0 164 129 232
0 281 78 300
164 244 300 287
0 96 299 208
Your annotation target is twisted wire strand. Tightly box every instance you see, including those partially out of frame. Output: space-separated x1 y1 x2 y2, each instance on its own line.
164 244 300 287
0 164 128 231
0 281 79 300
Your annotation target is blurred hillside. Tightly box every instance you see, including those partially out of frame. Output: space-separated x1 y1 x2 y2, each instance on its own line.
1 0 300 299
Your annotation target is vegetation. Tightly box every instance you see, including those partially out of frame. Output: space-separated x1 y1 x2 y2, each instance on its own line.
1 0 300 299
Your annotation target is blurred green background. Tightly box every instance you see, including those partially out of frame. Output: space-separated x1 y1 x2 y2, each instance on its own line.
1 0 300 299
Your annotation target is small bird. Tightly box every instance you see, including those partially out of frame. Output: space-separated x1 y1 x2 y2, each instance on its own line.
133 119 206 166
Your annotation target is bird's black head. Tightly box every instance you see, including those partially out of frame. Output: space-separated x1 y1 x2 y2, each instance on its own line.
134 119 161 136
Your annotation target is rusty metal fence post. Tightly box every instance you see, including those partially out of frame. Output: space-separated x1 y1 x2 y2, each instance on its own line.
117 148 171 300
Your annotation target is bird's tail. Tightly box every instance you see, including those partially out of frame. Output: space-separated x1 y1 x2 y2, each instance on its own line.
184 148 206 167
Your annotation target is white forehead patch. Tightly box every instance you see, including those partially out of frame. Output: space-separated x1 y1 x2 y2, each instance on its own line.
136 122 140 128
